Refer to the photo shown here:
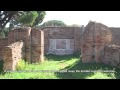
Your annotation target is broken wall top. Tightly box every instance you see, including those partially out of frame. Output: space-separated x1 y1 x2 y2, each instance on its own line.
83 21 112 44
42 27 83 39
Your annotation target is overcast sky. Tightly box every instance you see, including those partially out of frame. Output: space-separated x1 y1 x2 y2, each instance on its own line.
42 11 120 27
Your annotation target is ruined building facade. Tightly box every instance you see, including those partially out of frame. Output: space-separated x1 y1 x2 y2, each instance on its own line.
0 27 44 70
0 21 120 71
81 21 120 67
43 27 83 55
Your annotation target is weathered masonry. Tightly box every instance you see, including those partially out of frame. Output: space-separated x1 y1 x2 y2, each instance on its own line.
43 27 83 55
0 27 44 71
1 21 120 70
81 21 120 67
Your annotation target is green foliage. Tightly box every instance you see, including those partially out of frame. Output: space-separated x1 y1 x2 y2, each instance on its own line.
0 31 5 38
10 11 46 27
1 27 9 37
41 20 67 27
16 60 26 70
33 11 46 26
0 53 119 79
17 11 38 26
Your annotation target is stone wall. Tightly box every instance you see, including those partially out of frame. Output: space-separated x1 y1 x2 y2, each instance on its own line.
43 27 83 55
0 27 44 64
31 29 44 63
7 27 31 62
109 27 120 45
0 38 8 60
81 21 112 63
1 21 120 68
81 21 120 67
103 45 120 66
2 41 24 71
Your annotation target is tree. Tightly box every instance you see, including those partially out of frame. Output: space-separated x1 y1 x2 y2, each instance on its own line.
33 11 46 26
0 11 18 31
41 20 67 27
0 31 5 38
9 11 46 28
0 11 46 31
2 27 9 37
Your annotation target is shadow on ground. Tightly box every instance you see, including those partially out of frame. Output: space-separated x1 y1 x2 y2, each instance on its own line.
45 52 80 61
55 59 118 79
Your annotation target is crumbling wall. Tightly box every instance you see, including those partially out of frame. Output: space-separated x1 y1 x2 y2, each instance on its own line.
81 22 95 63
2 41 24 71
81 21 112 63
0 38 8 60
0 27 44 64
8 27 31 62
43 27 83 55
109 27 120 45
103 45 120 66
7 27 44 63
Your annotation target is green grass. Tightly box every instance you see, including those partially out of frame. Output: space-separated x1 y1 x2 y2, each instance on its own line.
0 53 120 79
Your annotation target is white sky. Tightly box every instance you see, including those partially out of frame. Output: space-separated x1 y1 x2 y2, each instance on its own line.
42 11 120 27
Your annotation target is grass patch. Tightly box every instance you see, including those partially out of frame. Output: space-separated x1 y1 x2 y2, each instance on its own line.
16 60 26 70
0 53 120 79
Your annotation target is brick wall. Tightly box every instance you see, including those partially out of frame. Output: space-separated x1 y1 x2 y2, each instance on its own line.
8 27 31 62
31 29 44 63
2 41 24 71
103 45 120 66
43 27 83 54
109 27 120 45
81 21 112 63
0 27 44 64
81 21 120 67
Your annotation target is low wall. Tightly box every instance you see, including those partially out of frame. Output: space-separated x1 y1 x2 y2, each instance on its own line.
103 45 120 66
2 41 25 71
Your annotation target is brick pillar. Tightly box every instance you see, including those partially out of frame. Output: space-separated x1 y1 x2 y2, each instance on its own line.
31 29 44 63
24 28 31 63
81 22 95 63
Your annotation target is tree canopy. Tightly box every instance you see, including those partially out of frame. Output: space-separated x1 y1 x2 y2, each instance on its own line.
0 11 46 31
41 20 67 27
0 11 18 30
10 11 46 27
0 11 46 38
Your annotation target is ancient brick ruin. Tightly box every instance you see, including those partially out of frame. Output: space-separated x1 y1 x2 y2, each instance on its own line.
43 27 83 55
0 21 120 70
81 21 120 67
3 41 25 71
0 27 44 71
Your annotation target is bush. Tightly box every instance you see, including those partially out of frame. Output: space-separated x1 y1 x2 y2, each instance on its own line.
16 60 26 70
